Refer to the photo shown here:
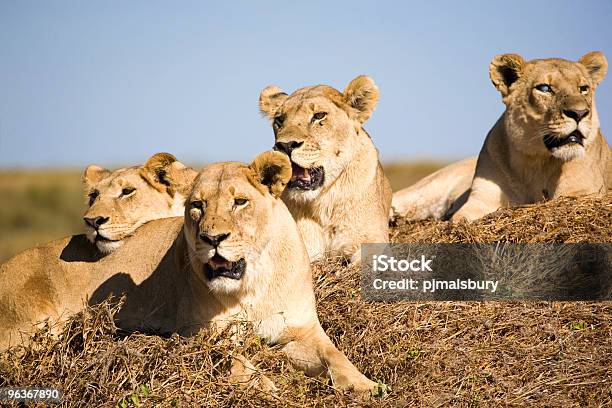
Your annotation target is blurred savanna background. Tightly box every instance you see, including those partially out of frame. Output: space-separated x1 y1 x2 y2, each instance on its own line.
1 1 611 262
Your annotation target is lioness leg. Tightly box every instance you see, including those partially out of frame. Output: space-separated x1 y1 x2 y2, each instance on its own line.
451 176 506 221
391 157 477 220
229 354 277 392
282 326 377 393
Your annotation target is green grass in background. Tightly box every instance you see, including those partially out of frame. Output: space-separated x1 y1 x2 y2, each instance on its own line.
383 161 445 191
0 161 445 262
0 170 86 262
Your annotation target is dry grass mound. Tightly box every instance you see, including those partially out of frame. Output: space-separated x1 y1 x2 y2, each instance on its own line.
392 194 611 244
1 194 611 407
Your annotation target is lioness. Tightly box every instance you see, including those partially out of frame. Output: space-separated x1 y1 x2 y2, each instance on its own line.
259 76 392 263
1 152 378 395
0 153 196 349
392 52 611 222
83 152 197 253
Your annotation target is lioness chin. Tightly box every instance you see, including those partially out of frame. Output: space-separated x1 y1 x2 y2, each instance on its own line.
392 52 611 222
1 151 379 396
259 76 392 263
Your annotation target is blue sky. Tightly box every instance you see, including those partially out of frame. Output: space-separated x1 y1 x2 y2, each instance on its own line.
1 0 611 167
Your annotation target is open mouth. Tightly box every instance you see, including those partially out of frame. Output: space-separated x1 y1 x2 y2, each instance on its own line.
289 162 325 190
543 130 585 150
94 234 120 243
203 254 246 280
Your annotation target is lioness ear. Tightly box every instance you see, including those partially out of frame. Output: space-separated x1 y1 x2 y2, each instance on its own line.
579 51 608 86
259 85 289 119
343 75 379 123
249 151 292 198
489 54 525 97
141 152 197 196
83 165 110 187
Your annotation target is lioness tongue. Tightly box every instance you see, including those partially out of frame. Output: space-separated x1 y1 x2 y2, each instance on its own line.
291 163 311 182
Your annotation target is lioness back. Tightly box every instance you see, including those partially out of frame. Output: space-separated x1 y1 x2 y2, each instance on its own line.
0 235 96 348
390 157 478 220
0 217 185 349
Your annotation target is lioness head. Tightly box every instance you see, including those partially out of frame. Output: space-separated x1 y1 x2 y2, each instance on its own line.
258 76 379 201
183 151 292 294
83 153 196 254
490 51 608 161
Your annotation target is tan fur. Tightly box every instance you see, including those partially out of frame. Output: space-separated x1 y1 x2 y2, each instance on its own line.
0 152 377 395
259 76 392 262
0 153 197 348
393 53 611 222
83 152 197 253
391 157 477 220
451 52 611 221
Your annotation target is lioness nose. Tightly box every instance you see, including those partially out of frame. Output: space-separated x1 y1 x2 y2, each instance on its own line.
199 232 230 247
274 141 303 155
84 216 109 228
563 108 589 123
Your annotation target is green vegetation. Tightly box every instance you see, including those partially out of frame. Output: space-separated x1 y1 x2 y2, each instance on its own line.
0 170 85 262
383 160 446 191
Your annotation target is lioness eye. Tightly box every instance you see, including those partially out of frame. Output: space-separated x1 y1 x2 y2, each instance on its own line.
88 190 99 205
121 187 136 196
580 85 589 94
273 116 284 129
234 198 248 206
535 84 553 93
192 200 204 210
312 112 327 122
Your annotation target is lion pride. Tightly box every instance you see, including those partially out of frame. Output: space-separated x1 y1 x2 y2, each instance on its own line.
0 152 378 395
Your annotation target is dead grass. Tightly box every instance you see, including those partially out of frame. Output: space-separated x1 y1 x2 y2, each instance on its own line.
391 194 611 244
1 194 610 407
